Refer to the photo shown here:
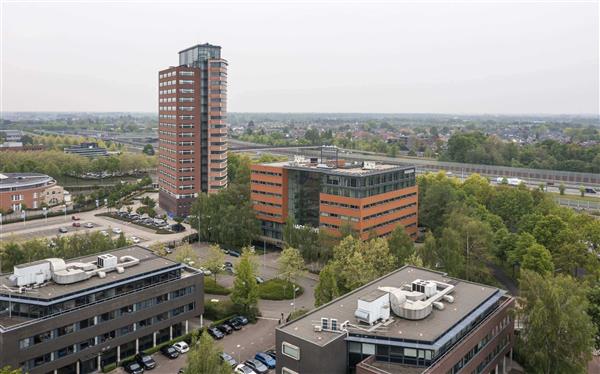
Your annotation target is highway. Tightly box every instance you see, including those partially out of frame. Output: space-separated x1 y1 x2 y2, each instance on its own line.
229 139 600 189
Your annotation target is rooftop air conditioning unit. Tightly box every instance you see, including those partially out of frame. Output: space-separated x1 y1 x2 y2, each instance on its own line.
314 325 322 332
97 254 118 268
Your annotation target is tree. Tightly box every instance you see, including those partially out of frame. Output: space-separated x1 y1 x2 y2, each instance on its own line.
419 231 438 269
314 236 396 298
183 331 230 374
518 271 595 374
203 244 225 282
0 366 21 374
115 232 128 248
149 242 167 256
175 244 199 266
231 248 259 317
142 143 155 155
587 285 600 349
559 183 566 195
278 247 305 285
314 263 339 307
580 185 586 197
520 243 553 276
387 226 414 266
126 206 133 214
405 251 424 267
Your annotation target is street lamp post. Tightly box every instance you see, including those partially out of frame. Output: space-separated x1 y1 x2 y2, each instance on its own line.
43 207 48 223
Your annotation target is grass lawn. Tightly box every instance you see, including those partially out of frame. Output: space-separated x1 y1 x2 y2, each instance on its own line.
258 278 304 300
204 277 231 295
549 192 600 203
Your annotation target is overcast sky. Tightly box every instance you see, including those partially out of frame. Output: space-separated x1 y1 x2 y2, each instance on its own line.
1 1 598 114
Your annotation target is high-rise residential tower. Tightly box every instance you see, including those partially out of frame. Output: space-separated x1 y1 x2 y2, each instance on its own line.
158 43 228 217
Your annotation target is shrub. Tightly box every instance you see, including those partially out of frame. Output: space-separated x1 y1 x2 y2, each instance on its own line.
204 299 237 321
258 278 304 300
102 363 116 373
204 278 231 295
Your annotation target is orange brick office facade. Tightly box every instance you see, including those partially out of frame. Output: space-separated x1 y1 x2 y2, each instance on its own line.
250 160 418 244
158 44 228 217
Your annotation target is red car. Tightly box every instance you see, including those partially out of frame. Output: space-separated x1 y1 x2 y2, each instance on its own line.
71 215 81 221
72 222 81 227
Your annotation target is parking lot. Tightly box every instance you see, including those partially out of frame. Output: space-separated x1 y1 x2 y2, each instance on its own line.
114 317 279 374
0 207 191 247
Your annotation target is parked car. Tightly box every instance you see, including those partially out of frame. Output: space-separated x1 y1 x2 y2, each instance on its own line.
165 247 173 254
58 227 68 233
207 326 224 339
244 358 269 374
100 230 109 237
135 353 156 370
72 222 81 227
172 341 189 354
130 236 141 244
71 215 81 221
217 323 233 335
198 267 212 276
160 345 179 359
228 250 241 257
123 361 144 374
264 349 276 360
234 364 256 374
84 222 94 228
254 352 276 369
227 318 243 330
220 352 237 367
255 276 265 284
225 267 236 275
231 315 249 326
224 261 233 268
584 187 597 194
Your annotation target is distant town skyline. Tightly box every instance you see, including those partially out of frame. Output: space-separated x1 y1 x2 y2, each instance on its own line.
1 1 598 115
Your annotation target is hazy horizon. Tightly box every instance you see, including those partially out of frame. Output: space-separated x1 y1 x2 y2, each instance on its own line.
2 1 599 115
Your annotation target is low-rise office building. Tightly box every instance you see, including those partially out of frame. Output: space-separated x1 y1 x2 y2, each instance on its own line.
0 173 68 212
276 266 514 374
0 246 203 374
64 142 108 158
250 148 418 245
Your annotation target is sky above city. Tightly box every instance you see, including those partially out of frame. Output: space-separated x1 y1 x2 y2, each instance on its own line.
1 1 598 114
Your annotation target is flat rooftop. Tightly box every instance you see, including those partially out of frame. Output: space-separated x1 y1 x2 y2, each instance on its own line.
0 246 183 301
260 160 414 177
0 173 54 189
278 266 501 347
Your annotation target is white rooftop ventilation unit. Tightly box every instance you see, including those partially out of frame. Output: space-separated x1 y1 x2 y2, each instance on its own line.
378 279 455 321
8 254 141 287
363 161 376 170
354 289 390 325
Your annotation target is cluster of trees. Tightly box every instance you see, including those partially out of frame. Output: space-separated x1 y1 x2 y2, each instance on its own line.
32 134 122 152
442 131 600 173
0 231 129 272
314 229 418 307
189 183 259 249
237 129 435 158
0 150 156 180
73 176 153 210
418 172 600 282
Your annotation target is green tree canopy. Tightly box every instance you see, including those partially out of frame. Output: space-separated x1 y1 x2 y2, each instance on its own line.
387 226 414 267
183 330 230 374
231 248 259 317
518 270 596 374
